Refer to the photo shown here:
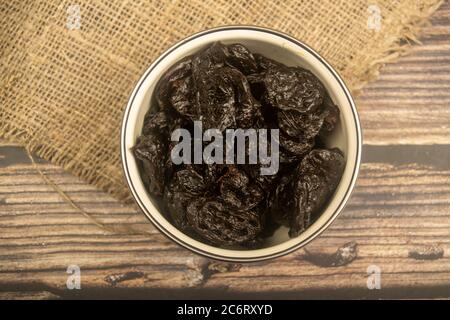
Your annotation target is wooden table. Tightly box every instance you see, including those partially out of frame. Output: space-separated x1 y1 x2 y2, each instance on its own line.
1 3 449 300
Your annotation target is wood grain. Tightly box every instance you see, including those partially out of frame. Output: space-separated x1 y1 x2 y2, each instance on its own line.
1 2 450 299
0 144 449 299
356 2 450 145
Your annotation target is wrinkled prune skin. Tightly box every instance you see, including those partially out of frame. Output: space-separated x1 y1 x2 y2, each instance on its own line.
224 43 258 75
288 148 345 237
175 168 207 194
142 111 171 136
319 96 340 138
268 174 295 226
133 41 345 247
203 163 227 187
133 133 167 196
264 66 325 114
243 163 279 193
269 149 345 238
163 188 193 230
246 54 284 100
197 67 260 131
219 167 264 211
164 168 206 229
169 75 198 119
186 198 262 246
278 109 325 139
156 56 198 118
192 42 228 72
278 132 314 156
279 148 302 164
192 42 258 75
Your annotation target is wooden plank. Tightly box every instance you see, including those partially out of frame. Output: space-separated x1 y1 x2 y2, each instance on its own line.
0 291 60 300
356 2 450 145
0 144 449 298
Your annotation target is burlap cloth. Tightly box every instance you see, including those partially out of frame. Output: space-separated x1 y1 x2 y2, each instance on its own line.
0 0 443 201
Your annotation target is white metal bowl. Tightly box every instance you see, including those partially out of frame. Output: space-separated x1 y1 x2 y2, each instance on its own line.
121 26 362 262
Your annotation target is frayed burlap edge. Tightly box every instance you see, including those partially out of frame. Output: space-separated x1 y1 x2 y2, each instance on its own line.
350 0 443 93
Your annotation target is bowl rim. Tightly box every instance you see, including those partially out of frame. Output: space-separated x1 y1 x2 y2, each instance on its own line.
121 25 362 262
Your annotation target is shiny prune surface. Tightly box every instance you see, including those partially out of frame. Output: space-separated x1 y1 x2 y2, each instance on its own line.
133 42 345 248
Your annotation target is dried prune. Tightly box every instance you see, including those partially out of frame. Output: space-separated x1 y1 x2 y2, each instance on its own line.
142 111 171 136
278 109 325 139
133 41 345 248
219 167 264 211
197 67 260 130
192 42 258 76
133 133 167 196
246 73 266 101
246 54 283 100
186 198 262 246
279 148 302 164
264 66 325 113
164 168 206 229
268 174 295 226
175 168 206 194
278 133 314 156
192 42 228 72
319 96 340 137
289 148 345 237
156 56 199 120
169 75 198 119
224 43 258 75
243 163 279 192
164 188 193 230
203 163 227 187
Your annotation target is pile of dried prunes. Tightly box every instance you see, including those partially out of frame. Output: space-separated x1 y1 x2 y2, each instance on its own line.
133 42 345 248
